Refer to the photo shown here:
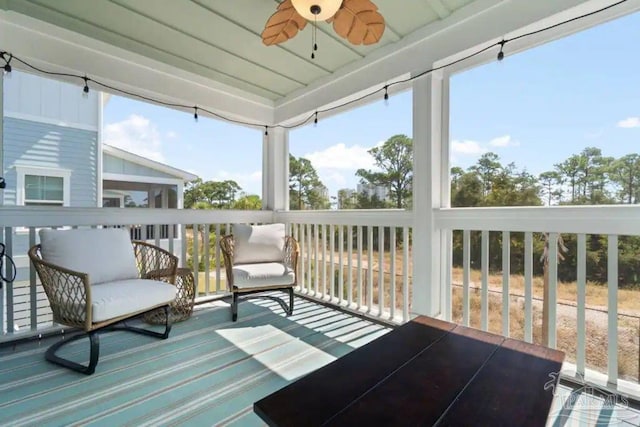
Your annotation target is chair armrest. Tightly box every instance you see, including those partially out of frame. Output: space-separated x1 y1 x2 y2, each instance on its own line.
220 235 235 288
28 245 93 331
133 241 178 283
284 236 299 278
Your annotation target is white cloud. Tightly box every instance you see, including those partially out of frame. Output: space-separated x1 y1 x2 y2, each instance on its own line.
618 117 640 128
303 143 376 170
451 140 486 155
166 131 178 139
104 114 164 162
489 135 519 147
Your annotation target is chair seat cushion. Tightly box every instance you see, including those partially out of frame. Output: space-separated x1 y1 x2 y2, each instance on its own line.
82 279 176 322
233 262 295 289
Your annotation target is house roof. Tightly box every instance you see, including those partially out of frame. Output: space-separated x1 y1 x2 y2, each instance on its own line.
103 144 198 182
1 1 638 126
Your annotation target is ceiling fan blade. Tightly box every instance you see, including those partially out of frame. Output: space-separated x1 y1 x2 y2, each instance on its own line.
329 0 385 45
261 0 308 46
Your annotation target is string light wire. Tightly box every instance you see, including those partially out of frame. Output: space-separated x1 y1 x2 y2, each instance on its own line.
0 0 627 134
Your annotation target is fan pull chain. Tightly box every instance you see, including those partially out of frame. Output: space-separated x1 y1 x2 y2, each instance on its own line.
311 16 318 59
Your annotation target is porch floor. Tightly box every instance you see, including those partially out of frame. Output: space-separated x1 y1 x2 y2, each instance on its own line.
0 296 638 426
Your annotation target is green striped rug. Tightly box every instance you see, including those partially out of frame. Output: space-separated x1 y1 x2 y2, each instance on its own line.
0 298 389 427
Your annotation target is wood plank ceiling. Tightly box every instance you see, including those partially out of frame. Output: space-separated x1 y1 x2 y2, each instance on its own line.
0 0 475 101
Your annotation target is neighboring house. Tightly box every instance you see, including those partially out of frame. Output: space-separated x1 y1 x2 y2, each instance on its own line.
1 70 196 331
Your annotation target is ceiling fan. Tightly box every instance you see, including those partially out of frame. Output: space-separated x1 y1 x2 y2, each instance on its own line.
261 0 385 51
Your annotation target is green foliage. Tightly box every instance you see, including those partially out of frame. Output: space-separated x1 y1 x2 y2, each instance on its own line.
289 154 330 210
356 134 413 209
184 178 261 210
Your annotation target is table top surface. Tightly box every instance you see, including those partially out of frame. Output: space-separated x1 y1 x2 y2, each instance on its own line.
254 316 564 427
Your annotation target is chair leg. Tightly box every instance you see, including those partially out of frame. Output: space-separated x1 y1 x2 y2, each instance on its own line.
288 288 294 316
45 331 100 375
119 306 172 339
232 292 238 322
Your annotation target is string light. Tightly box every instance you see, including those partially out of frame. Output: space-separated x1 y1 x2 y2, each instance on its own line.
194 106 199 122
314 111 318 127
384 85 389 106
82 76 89 98
2 52 12 76
0 0 626 132
497 40 506 61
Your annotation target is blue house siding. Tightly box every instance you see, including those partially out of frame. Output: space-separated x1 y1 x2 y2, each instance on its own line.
104 154 176 179
2 117 98 207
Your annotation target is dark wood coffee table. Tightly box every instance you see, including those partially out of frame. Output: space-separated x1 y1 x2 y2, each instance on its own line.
254 316 564 426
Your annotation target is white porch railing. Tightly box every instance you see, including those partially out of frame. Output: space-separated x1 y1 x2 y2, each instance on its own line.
435 205 640 397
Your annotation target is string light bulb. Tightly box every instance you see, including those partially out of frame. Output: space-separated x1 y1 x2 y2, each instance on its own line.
2 52 12 77
314 111 318 127
194 107 199 122
497 40 506 61
264 126 269 136
384 85 389 106
82 77 90 98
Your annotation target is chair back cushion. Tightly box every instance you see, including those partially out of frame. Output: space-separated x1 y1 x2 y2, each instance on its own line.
233 223 286 264
39 228 139 285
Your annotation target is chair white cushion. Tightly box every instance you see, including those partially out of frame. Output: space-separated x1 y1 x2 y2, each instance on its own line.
39 228 139 285
233 223 286 264
88 279 177 322
233 262 295 289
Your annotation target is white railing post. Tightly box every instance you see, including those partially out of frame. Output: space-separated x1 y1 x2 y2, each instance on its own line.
524 232 533 343
411 70 449 317
462 230 470 327
576 233 586 377
502 231 510 337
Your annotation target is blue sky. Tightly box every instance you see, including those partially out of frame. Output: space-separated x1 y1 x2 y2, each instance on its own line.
103 10 640 199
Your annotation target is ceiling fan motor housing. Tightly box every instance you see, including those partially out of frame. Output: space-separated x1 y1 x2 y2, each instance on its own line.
291 0 343 21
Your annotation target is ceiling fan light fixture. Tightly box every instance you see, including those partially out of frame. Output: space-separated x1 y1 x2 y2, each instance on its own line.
291 0 343 21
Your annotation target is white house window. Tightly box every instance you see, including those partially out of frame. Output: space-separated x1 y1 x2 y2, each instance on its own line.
15 166 71 206
25 175 64 205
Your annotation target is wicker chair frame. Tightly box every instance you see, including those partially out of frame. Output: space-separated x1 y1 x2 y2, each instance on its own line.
220 234 299 321
28 240 178 375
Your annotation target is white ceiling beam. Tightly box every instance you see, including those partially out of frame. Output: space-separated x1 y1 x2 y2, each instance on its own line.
0 11 276 126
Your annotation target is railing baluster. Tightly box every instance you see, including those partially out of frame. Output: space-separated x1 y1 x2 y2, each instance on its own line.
192 225 199 293
29 228 38 330
168 221 174 254
547 233 558 348
608 234 619 385
154 224 160 247
524 232 533 343
215 223 221 293
357 226 363 309
4 227 14 334
347 226 353 307
338 225 344 304
306 223 312 295
502 231 510 337
204 226 210 295
314 224 320 296
330 224 335 301
463 230 470 327
322 224 327 298
481 230 489 331
576 233 586 377
300 223 306 292
403 227 409 323
390 227 396 321
180 224 187 268
367 226 374 313
378 226 385 317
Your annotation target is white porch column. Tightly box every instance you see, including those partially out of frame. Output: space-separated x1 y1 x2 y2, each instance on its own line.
262 127 289 212
412 70 450 318
0 74 4 206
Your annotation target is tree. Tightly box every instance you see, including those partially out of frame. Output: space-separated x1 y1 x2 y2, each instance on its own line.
470 152 501 197
184 179 242 209
611 153 640 204
356 134 413 209
289 154 328 210
538 171 562 206
337 189 357 209
232 193 262 210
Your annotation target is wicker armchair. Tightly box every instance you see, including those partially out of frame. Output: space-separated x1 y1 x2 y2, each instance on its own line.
29 229 178 375
220 224 299 321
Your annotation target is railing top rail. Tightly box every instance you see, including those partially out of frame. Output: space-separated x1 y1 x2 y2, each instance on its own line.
436 205 640 235
275 209 413 227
